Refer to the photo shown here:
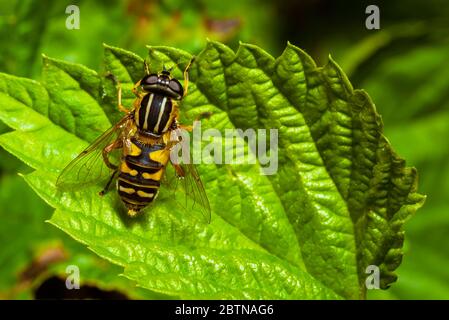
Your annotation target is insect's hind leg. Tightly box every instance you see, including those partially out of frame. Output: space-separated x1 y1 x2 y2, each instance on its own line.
99 170 118 196
102 139 122 170
99 139 123 196
172 163 185 178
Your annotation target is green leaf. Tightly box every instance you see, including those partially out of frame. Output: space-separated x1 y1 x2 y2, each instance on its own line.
0 174 164 299
0 42 424 299
347 37 449 300
368 205 449 300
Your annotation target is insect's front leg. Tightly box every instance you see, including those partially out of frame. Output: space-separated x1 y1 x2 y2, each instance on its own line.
117 83 132 114
106 72 131 113
102 139 123 170
132 80 144 98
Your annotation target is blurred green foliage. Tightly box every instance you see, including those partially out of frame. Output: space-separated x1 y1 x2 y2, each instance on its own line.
0 0 278 78
0 0 448 299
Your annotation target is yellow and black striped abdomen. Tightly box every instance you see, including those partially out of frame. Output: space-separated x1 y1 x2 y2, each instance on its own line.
117 138 170 215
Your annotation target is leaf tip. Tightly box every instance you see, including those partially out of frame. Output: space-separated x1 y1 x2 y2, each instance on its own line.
103 43 115 51
41 53 49 65
281 42 317 69
205 38 220 48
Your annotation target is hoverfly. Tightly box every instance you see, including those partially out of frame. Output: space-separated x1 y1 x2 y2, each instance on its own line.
56 58 211 223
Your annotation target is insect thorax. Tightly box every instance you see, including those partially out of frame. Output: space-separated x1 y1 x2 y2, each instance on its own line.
135 92 174 135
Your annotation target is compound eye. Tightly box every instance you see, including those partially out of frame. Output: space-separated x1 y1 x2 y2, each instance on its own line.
142 74 158 85
168 79 183 95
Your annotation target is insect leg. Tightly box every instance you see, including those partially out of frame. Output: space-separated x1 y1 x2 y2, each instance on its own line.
106 72 131 113
170 104 208 133
166 136 186 177
178 124 193 132
132 80 144 97
182 56 196 98
117 83 131 113
99 170 118 196
172 162 185 178
102 139 123 170
169 117 193 132
170 162 189 208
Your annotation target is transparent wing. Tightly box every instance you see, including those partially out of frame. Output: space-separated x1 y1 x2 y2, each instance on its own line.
181 163 211 223
162 162 211 224
56 115 131 190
